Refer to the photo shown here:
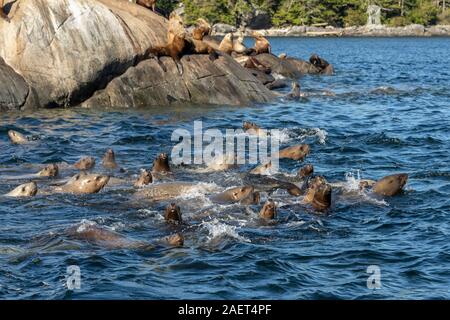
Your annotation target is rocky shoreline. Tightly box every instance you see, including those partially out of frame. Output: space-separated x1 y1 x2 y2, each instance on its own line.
212 24 450 37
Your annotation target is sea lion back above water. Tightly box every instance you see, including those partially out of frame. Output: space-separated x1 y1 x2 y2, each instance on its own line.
210 186 255 204
279 144 310 161
5 182 38 197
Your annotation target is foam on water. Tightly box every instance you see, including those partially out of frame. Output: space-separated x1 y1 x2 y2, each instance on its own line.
201 219 250 243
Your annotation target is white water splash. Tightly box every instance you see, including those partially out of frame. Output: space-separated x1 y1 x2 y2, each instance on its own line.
201 219 250 243
76 219 97 233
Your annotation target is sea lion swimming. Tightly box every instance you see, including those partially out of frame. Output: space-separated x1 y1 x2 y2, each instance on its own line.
152 153 171 174
210 186 255 204
164 203 182 224
303 176 332 211
240 191 261 205
286 82 301 100
134 169 153 188
8 130 29 144
259 199 276 219
242 174 304 196
37 164 59 178
5 182 38 197
54 172 110 194
136 182 216 201
249 161 272 175
74 156 96 170
309 54 334 75
102 149 119 169
298 164 314 178
372 173 408 196
242 121 268 136
279 144 310 161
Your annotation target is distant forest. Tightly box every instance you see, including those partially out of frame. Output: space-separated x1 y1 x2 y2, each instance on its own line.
157 0 449 27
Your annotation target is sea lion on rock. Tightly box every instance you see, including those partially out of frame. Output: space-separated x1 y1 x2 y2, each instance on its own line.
210 186 254 204
134 169 153 188
309 54 334 75
278 53 287 60
279 144 310 161
38 164 59 178
152 153 171 174
164 203 182 224
265 79 289 90
102 149 119 169
252 32 271 55
74 156 96 170
5 182 38 197
130 0 157 12
372 173 408 196
244 56 271 74
192 18 211 40
218 33 234 55
54 172 109 194
8 130 29 144
298 164 314 178
303 176 332 211
259 199 276 219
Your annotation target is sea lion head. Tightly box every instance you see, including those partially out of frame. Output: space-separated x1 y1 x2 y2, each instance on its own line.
166 233 184 247
7 182 38 197
250 161 272 175
243 121 259 131
259 199 276 219
168 12 186 37
373 173 408 196
8 130 28 144
164 203 182 224
102 149 118 169
304 176 332 211
278 53 287 60
38 164 59 177
74 156 96 170
134 169 153 188
152 153 171 173
240 191 261 205
230 186 254 202
65 173 110 194
280 144 310 161
298 164 314 178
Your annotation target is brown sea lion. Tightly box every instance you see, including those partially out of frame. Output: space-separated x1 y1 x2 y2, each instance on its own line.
309 54 334 75
134 169 153 188
250 161 272 175
259 199 276 219
243 121 267 136
372 173 408 196
286 82 301 100
303 176 332 211
136 182 216 201
102 149 119 169
5 182 38 197
8 130 29 144
74 156 96 170
133 0 157 12
298 164 314 178
244 56 271 74
165 233 184 246
278 53 287 60
38 164 59 178
218 33 234 55
210 186 255 204
279 144 310 161
252 32 271 54
152 153 171 173
192 18 211 40
164 203 182 223
55 172 109 194
146 12 187 74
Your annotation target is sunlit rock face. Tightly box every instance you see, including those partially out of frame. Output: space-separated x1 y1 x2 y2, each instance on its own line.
0 0 274 109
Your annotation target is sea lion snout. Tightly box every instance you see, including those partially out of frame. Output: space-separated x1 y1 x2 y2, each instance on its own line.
164 203 182 223
259 199 276 219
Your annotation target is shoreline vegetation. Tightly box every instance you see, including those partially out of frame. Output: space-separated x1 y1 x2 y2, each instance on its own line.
166 0 450 37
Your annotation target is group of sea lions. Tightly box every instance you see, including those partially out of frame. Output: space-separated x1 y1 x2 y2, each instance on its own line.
5 121 408 245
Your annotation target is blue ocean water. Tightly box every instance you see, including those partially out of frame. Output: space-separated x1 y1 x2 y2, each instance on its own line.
0 37 449 299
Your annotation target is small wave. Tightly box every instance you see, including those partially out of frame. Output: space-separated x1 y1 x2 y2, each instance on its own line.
201 219 250 243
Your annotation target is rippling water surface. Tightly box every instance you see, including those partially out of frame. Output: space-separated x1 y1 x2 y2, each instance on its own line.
1 37 450 299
